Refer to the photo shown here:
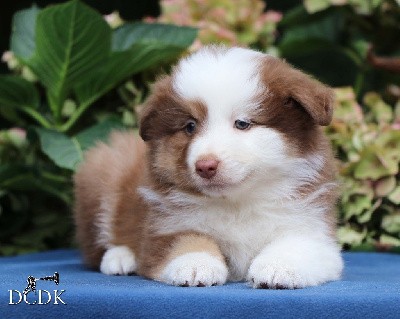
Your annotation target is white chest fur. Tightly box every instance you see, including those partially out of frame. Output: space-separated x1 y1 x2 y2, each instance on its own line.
141 188 329 281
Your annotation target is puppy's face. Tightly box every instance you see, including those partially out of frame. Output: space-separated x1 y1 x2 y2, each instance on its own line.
140 47 334 198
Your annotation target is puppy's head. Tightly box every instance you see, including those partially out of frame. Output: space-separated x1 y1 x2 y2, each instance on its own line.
140 46 334 199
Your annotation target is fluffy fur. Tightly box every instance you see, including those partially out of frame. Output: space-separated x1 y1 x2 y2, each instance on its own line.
74 46 343 289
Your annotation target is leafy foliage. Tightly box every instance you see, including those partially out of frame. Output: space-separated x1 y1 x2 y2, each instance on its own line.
328 88 400 250
280 0 400 96
150 0 282 51
0 0 196 255
0 0 399 254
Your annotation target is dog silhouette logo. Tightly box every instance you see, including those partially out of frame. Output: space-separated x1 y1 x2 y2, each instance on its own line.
23 272 60 295
9 272 66 305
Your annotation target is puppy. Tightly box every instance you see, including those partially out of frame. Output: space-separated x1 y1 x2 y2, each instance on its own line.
74 46 343 289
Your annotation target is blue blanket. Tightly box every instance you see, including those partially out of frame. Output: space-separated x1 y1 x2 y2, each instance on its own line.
0 250 399 318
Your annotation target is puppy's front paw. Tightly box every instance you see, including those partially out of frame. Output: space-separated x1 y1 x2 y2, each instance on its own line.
247 257 307 289
100 246 137 275
247 238 343 289
159 252 228 287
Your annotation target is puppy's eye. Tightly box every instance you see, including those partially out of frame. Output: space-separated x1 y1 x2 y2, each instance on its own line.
185 120 196 135
234 120 251 130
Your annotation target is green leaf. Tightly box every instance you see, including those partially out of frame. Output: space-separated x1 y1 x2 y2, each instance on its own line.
75 118 124 151
379 234 400 247
354 147 398 180
350 0 382 15
337 226 367 246
0 75 52 127
394 100 400 121
0 192 29 239
10 6 40 60
0 75 39 109
279 12 344 57
0 164 70 202
37 128 83 170
279 6 315 27
357 199 381 223
375 130 400 162
304 0 331 13
112 23 197 52
66 23 196 131
74 43 181 106
388 186 400 205
344 194 371 220
79 23 197 104
374 176 396 197
364 92 393 123
27 0 111 111
382 213 400 234
0 164 36 190
37 118 124 170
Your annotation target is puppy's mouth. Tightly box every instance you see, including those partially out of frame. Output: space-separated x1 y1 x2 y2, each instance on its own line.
190 161 253 196
194 175 249 196
203 181 232 189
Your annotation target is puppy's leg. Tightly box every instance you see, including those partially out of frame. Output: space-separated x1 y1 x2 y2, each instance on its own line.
74 132 145 276
141 233 228 287
100 245 137 276
247 235 343 289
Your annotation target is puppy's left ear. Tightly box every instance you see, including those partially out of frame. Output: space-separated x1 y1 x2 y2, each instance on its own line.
288 68 335 126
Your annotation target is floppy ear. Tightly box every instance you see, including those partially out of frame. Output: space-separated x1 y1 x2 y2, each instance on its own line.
262 57 335 126
139 104 157 142
139 75 190 141
139 76 173 142
288 68 335 126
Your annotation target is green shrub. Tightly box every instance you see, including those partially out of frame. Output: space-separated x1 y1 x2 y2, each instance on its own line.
1 0 399 255
0 0 196 255
280 0 400 95
151 0 281 51
329 88 400 251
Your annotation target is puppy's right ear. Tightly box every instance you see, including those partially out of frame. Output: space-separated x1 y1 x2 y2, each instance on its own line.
140 76 188 141
139 104 156 142
139 76 171 142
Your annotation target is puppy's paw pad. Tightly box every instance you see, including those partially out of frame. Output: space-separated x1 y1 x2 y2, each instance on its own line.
100 246 137 276
160 252 228 287
247 258 311 289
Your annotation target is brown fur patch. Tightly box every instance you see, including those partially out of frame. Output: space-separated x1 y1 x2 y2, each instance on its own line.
139 76 208 195
139 76 207 142
255 56 334 156
73 131 147 268
167 233 224 261
138 232 225 279
260 56 334 126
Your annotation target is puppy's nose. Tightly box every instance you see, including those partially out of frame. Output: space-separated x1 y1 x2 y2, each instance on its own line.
195 159 219 179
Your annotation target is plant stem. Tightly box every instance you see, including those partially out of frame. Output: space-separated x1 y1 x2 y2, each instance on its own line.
20 107 53 129
354 70 365 100
41 171 70 183
47 91 57 118
60 100 92 133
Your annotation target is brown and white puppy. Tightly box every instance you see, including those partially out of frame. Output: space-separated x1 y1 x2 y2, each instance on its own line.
74 46 343 289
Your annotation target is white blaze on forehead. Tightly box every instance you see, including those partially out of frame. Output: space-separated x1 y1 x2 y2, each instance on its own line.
173 46 266 114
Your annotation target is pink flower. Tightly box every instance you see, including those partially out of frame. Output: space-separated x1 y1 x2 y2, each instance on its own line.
263 11 283 23
1 51 14 63
9 128 26 139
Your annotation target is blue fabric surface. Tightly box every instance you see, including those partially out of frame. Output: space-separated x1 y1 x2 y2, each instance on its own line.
0 250 399 319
